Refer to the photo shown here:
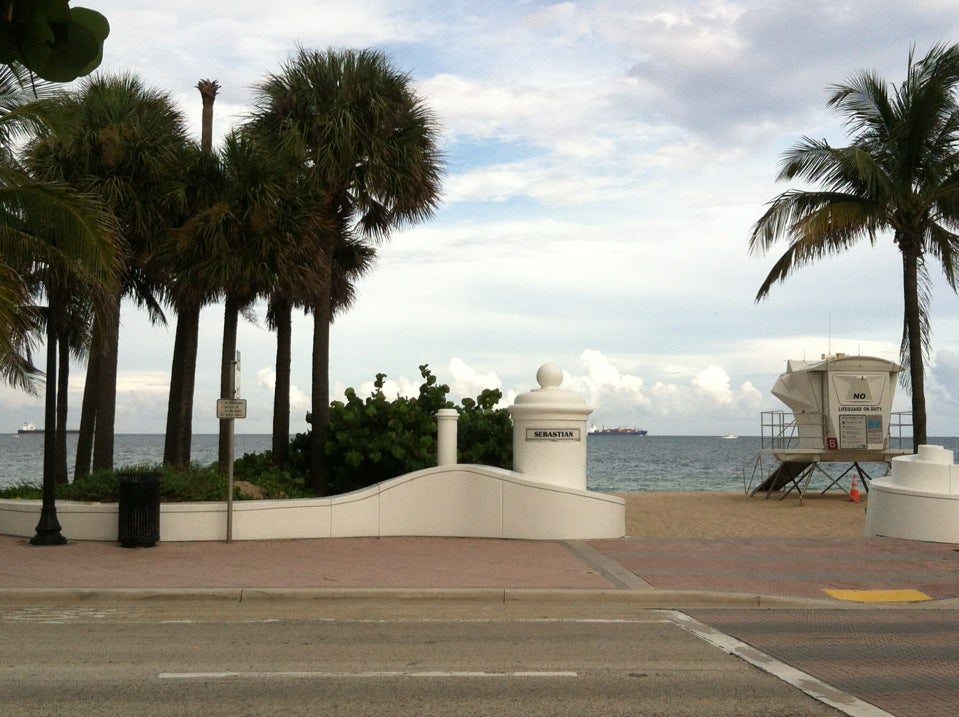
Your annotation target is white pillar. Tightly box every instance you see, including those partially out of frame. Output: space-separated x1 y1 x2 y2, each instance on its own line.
436 408 459 466
507 363 593 490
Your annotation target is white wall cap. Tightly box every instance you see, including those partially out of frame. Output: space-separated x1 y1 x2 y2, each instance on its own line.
511 363 587 406
916 444 954 464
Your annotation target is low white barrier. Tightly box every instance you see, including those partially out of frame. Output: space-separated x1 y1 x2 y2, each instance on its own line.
865 444 959 543
0 464 625 542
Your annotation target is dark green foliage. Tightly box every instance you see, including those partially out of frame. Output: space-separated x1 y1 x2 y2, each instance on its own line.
0 2 109 81
62 464 226 502
232 451 313 499
321 365 451 494
456 388 513 467
0 458 312 502
0 481 43 499
317 364 513 495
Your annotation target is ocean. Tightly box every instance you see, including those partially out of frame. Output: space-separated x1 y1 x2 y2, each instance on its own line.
3 433 958 493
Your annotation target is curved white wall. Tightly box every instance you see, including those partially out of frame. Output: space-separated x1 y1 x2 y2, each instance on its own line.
0 465 625 542
865 445 959 543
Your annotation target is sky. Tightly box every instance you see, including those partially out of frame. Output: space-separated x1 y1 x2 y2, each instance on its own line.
6 0 959 437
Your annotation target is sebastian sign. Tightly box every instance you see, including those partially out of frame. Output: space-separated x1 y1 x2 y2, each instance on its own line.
525 428 581 441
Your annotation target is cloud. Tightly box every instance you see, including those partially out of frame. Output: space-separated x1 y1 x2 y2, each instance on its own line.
332 351 767 434
8 0 959 441
256 368 309 410
114 371 169 394
928 350 959 417
448 357 502 398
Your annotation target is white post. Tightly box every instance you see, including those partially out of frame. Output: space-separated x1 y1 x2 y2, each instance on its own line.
215 352 246 542
226 353 237 543
436 408 459 466
507 363 593 490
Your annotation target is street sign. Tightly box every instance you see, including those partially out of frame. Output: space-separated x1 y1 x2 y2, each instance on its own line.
216 398 247 419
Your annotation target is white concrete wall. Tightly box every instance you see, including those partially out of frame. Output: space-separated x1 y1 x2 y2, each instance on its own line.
865 444 959 543
0 465 625 542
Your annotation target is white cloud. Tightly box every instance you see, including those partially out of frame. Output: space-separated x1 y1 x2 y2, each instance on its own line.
256 368 310 411
7 1 959 440
448 357 502 399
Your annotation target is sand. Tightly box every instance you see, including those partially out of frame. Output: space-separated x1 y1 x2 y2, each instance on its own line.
620 490 868 538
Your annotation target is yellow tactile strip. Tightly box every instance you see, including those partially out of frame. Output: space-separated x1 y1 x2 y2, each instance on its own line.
824 588 931 602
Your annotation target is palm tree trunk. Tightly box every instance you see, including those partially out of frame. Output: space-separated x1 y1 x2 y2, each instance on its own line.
272 299 292 466
902 248 927 450
164 300 200 468
309 261 333 495
74 318 100 480
92 290 121 472
218 296 240 473
55 324 70 485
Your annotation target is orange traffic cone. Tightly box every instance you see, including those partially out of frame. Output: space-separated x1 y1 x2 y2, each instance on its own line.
848 473 861 503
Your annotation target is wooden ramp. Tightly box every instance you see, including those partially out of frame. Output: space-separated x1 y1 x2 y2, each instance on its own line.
751 461 813 495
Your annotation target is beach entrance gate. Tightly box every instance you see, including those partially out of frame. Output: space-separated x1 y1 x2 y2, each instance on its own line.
750 354 912 502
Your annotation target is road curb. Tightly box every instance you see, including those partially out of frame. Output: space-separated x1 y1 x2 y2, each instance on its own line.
0 586 838 609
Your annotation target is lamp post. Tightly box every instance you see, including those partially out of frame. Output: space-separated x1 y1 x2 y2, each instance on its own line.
31 312 66 546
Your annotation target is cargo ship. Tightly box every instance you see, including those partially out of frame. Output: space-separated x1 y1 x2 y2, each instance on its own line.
588 426 648 436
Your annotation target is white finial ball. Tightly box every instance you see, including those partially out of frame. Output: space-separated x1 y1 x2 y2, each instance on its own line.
536 363 563 389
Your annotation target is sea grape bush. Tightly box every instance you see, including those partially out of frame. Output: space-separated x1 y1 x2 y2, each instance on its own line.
311 364 513 494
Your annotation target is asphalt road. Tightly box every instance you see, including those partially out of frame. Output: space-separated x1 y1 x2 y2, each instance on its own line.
1 605 844 717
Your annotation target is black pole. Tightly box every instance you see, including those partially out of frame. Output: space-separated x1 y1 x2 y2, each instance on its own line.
31 310 66 546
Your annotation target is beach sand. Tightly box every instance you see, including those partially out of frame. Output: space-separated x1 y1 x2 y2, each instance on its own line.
621 490 868 538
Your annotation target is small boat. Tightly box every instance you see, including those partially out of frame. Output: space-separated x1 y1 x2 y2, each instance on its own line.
16 422 79 434
588 426 648 436
721 433 738 439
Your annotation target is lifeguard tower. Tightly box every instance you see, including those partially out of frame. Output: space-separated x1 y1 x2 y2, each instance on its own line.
750 354 912 502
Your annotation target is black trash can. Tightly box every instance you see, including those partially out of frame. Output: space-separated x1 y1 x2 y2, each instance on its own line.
117 473 161 548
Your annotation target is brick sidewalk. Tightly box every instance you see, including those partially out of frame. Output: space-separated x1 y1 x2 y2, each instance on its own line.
589 536 959 602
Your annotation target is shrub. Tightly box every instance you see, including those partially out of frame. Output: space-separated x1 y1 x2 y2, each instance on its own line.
1 464 228 503
316 364 513 494
233 451 312 499
456 388 512 467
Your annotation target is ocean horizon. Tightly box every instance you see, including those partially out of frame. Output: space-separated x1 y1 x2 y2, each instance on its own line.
4 433 958 494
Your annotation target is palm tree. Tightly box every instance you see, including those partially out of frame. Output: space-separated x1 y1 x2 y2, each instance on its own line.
28 72 191 473
160 79 221 470
249 47 443 492
158 142 218 469
0 63 120 544
749 43 959 449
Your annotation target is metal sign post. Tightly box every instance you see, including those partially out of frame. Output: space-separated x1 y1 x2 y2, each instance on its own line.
216 352 246 542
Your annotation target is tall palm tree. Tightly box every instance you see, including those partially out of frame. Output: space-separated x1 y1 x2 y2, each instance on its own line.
159 142 218 469
29 72 191 473
749 43 959 449
159 79 222 470
249 47 443 492
0 63 119 544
